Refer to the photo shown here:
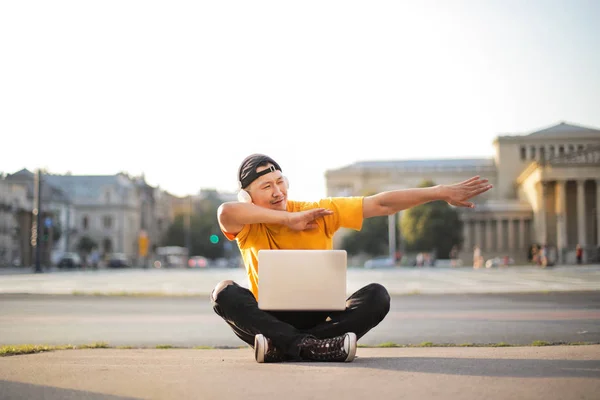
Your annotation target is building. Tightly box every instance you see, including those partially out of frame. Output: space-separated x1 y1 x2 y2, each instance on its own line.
0 178 28 267
325 122 600 264
4 169 72 266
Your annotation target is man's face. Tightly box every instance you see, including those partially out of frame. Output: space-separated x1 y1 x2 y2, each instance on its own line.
246 163 287 211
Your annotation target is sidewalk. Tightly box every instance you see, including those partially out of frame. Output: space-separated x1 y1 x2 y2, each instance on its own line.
1 265 600 296
1 345 599 400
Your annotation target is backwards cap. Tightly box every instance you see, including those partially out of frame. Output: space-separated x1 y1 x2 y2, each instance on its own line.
238 154 282 189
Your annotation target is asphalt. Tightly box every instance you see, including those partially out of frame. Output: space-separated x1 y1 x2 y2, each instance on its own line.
1 346 599 400
1 292 599 347
1 266 599 399
1 265 600 296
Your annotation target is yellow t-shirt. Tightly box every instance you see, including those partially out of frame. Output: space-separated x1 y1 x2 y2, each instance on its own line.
222 197 364 300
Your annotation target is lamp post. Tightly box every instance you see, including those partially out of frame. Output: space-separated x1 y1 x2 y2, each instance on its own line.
32 169 43 273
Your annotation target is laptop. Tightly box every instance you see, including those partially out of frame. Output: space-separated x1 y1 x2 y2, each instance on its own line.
257 249 347 311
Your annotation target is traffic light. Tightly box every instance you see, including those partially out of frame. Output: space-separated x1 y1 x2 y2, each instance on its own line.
210 234 219 244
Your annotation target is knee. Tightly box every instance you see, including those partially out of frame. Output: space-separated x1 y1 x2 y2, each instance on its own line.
211 280 235 303
366 283 391 316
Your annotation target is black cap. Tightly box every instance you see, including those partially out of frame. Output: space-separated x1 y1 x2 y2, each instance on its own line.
238 154 282 189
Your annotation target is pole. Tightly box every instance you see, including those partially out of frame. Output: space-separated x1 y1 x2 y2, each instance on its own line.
32 169 43 273
388 213 396 263
65 201 70 252
185 196 192 253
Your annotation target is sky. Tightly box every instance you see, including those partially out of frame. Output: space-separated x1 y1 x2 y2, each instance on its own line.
1 0 599 201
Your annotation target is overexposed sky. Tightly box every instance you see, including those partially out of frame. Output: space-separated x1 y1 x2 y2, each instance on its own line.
2 0 599 200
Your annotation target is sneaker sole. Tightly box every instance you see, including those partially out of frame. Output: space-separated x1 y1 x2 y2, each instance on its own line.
255 334 267 363
344 332 357 362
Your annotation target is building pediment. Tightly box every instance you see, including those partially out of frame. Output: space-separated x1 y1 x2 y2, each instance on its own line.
527 122 600 138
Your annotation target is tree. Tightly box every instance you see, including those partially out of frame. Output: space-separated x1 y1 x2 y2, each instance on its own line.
162 193 227 260
341 215 392 256
400 179 463 258
77 236 97 254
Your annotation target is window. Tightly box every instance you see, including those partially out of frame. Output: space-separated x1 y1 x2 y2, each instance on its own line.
549 145 555 158
103 216 113 229
539 146 546 161
82 216 89 230
568 144 575 153
577 144 584 152
520 146 526 161
558 145 565 157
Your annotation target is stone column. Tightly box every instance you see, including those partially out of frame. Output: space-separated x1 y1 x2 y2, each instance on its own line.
519 218 526 249
555 180 567 263
508 218 515 250
577 180 587 247
474 219 482 248
486 219 493 251
496 218 504 251
538 182 548 245
462 219 471 251
596 180 600 246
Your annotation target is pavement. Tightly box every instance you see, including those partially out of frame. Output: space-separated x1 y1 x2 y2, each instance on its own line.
1 264 600 296
1 265 599 399
1 346 599 400
2 292 600 347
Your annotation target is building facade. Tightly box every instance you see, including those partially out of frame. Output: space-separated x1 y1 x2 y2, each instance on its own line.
0 179 28 266
325 122 600 264
2 170 179 267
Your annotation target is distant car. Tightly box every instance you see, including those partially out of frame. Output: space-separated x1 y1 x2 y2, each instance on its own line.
364 256 395 269
57 253 82 269
188 256 208 268
108 253 130 268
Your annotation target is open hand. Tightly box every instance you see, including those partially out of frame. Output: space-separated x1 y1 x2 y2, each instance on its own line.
442 176 493 208
285 208 333 231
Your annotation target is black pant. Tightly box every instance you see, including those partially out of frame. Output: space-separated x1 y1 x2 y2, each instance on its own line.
212 281 391 357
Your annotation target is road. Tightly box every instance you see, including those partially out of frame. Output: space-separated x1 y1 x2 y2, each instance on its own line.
1 292 599 347
1 265 600 295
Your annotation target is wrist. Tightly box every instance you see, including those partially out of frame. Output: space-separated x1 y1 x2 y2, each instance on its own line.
434 185 448 201
280 211 291 226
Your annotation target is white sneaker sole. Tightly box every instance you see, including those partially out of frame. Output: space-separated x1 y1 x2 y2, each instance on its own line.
254 334 267 363
344 332 357 362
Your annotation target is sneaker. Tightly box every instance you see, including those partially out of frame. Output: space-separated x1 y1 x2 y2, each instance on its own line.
298 332 357 362
254 334 287 363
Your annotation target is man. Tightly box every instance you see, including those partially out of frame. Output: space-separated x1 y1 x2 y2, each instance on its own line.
213 154 492 363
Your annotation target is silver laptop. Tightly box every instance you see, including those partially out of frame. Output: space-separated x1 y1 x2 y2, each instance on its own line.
257 249 347 311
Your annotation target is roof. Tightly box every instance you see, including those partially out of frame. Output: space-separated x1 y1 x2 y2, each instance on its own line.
4 170 71 204
44 174 134 203
333 158 496 172
526 122 600 138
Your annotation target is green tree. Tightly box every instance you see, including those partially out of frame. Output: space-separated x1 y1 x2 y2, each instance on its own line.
162 192 227 260
341 215 398 256
77 236 97 253
400 180 463 258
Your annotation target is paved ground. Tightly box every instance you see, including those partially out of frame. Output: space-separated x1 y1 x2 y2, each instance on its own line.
1 265 600 295
1 346 599 400
1 292 599 347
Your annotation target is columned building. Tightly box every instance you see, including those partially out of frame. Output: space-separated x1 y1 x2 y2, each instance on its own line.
325 122 600 264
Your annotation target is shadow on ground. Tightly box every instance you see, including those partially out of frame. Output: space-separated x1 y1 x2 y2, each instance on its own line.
0 380 137 400
285 357 600 378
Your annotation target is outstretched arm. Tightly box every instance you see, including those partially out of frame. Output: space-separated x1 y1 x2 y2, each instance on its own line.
218 202 333 236
362 176 492 218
